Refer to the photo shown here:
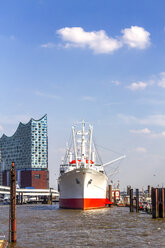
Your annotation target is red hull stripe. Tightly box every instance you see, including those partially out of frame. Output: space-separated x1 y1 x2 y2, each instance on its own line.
59 198 111 210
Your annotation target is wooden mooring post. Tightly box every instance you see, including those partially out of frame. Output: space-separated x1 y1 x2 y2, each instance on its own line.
49 188 53 205
50 190 53 205
158 188 165 218
130 189 134 212
21 193 23 205
108 185 112 207
9 162 17 243
148 185 151 197
152 187 165 218
136 189 139 213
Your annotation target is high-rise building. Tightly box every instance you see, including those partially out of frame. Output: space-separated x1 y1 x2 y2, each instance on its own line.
0 115 49 189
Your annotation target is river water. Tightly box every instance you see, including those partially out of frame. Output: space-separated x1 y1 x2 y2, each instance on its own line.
0 204 165 248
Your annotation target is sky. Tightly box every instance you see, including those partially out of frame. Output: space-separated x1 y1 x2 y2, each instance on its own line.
0 0 165 190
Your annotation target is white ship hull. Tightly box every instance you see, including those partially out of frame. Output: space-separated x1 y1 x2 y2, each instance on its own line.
58 168 108 209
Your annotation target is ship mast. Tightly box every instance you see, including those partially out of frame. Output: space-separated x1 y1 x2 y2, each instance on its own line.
88 124 93 167
72 126 78 168
71 121 95 168
81 120 86 167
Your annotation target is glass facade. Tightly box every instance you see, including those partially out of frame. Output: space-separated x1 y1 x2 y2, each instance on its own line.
31 116 48 169
0 115 48 185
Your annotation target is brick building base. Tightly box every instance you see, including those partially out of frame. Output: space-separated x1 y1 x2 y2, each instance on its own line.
3 170 49 189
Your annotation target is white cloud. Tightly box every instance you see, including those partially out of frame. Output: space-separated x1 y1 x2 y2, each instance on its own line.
127 79 154 91
0 125 3 131
130 128 151 134
122 26 150 49
158 72 165 88
135 147 147 153
57 27 122 54
142 115 165 127
112 80 120 86
36 91 61 100
40 42 56 48
149 131 165 138
118 114 138 124
130 127 165 139
118 114 165 127
47 26 151 54
81 96 96 102
127 81 148 91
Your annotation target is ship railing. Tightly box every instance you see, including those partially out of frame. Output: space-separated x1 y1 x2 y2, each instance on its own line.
60 164 76 167
60 163 104 172
60 164 77 173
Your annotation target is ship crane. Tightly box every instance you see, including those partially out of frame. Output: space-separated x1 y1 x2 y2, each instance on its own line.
102 155 126 167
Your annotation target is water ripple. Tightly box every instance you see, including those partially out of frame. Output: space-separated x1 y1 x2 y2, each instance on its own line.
0 204 165 247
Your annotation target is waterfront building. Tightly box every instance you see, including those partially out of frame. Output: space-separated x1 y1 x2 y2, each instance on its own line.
0 115 49 189
112 189 120 202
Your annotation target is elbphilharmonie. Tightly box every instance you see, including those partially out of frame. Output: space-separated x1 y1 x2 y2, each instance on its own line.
0 115 49 189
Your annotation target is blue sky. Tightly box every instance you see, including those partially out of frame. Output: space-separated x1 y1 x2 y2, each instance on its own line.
0 0 165 190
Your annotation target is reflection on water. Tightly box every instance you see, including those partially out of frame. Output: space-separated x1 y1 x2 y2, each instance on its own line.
0 204 165 247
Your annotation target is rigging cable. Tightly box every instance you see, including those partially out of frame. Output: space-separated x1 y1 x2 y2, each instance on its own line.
93 137 103 165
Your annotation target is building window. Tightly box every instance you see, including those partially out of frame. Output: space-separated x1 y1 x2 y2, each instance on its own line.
34 174 40 179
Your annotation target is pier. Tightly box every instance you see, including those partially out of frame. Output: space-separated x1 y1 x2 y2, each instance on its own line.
121 185 165 218
0 185 59 204
152 187 165 218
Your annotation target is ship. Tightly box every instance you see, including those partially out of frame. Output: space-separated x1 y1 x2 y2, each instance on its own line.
58 121 125 210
